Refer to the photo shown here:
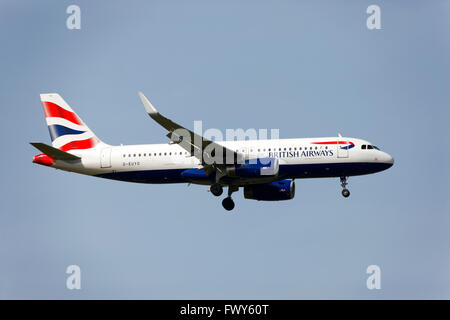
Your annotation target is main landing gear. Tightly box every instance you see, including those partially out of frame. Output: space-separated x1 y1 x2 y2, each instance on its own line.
222 186 238 211
222 197 235 211
210 184 238 211
210 183 223 197
340 176 350 198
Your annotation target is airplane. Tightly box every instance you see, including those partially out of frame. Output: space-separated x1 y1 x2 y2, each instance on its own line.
31 93 394 211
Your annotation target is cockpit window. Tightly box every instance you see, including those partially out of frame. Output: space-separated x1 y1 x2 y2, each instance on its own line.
362 144 380 150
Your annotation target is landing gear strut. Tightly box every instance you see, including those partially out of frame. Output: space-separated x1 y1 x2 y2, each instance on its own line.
222 185 238 211
340 176 350 198
210 183 223 196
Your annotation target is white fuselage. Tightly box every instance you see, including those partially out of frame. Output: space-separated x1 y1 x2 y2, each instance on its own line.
50 137 394 185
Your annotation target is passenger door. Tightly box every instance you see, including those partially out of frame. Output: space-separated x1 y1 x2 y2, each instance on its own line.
337 137 349 158
100 148 112 168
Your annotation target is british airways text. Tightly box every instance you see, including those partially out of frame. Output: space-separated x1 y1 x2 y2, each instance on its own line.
269 150 334 158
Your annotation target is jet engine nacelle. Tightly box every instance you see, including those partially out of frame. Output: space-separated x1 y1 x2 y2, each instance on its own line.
226 157 279 178
244 179 295 201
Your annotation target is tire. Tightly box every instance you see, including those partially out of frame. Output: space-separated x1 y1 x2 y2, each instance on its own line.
222 197 235 211
342 189 350 198
210 183 223 196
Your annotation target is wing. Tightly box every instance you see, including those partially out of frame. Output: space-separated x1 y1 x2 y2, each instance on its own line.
138 92 242 176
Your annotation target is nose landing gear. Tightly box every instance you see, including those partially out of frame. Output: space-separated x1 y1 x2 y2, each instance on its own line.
340 176 350 198
342 188 350 198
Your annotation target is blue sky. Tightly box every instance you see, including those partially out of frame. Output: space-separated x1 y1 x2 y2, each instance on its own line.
0 0 449 299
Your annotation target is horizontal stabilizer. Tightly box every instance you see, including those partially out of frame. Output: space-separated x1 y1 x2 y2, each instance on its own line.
30 142 81 160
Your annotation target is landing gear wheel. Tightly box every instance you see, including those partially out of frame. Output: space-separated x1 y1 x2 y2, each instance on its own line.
210 183 223 196
339 177 350 198
342 188 350 198
222 197 235 211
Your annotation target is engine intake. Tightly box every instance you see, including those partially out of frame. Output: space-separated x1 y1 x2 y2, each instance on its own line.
244 179 295 201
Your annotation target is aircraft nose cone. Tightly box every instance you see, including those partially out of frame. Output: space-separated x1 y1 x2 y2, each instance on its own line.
385 153 394 167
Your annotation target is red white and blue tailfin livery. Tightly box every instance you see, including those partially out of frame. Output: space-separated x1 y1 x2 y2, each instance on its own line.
40 94 104 151
31 92 394 211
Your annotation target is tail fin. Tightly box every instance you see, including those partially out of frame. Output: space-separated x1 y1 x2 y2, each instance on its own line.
40 93 104 151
